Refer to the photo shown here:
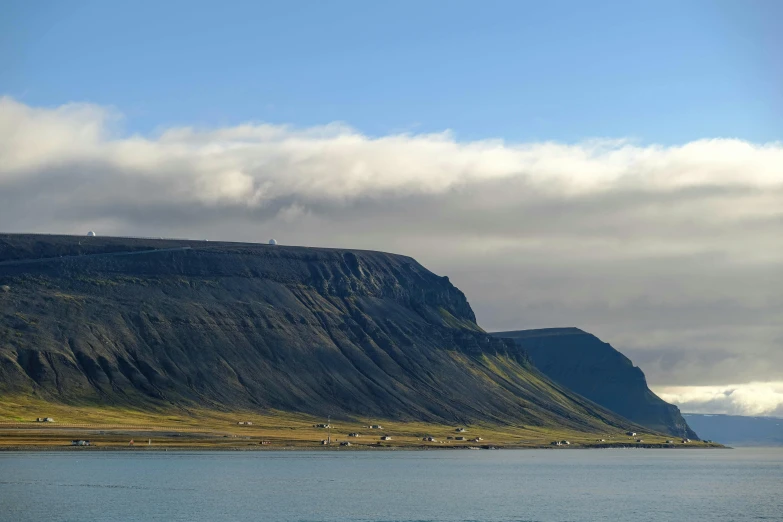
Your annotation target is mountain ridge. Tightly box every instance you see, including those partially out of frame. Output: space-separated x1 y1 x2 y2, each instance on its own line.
0 234 648 436
683 414 783 446
492 327 697 438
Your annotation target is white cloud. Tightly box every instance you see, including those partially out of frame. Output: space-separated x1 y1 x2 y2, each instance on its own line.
1 97 782 394
2 96 781 204
0 98 115 174
654 382 783 416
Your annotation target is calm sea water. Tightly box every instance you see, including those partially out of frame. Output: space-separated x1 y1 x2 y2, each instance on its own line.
1 448 782 522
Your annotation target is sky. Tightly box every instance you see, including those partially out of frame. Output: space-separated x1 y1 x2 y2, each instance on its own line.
1 1 782 416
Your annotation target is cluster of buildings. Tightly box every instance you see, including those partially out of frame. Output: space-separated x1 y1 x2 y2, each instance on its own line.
213 418 500 448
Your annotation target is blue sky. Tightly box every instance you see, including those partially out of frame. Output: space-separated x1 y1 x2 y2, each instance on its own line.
2 0 780 144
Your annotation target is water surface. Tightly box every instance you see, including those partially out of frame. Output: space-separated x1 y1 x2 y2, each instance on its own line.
1 448 781 522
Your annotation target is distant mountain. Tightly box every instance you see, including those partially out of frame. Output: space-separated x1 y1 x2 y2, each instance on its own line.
684 414 783 446
0 234 645 435
491 328 698 439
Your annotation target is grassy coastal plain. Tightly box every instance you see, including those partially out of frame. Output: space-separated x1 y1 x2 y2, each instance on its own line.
0 397 722 450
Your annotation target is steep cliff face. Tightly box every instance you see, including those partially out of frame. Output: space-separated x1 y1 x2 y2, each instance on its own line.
0 235 640 432
491 328 698 438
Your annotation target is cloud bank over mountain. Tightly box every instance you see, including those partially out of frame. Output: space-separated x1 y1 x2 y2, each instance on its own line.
656 382 783 417
2 97 781 412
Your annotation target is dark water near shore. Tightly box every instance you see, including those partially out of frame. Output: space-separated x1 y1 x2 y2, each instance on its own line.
1 448 782 522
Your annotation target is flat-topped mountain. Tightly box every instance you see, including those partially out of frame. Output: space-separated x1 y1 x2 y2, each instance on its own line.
491 328 697 438
0 234 645 434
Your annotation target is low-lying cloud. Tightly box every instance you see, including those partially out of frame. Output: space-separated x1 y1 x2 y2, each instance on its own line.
655 382 783 417
1 96 782 413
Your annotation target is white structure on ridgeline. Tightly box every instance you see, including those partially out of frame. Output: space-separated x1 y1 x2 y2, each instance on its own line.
269 239 277 245
87 231 96 237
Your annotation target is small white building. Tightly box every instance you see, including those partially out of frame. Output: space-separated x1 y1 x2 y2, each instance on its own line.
369 425 383 429
380 436 392 441
455 428 466 433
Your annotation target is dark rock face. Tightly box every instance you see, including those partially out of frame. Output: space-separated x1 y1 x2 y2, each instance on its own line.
0 235 639 432
491 328 698 439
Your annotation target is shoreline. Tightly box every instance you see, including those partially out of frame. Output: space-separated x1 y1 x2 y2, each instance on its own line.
0 443 729 452
0 403 722 451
